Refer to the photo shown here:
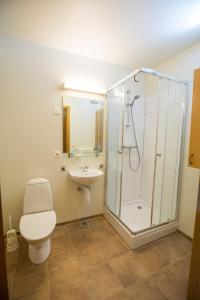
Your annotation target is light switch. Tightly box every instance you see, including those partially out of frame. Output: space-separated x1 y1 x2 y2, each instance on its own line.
53 107 61 115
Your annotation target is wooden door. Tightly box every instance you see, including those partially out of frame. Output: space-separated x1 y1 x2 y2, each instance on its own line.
188 68 200 168
187 68 200 299
0 186 9 299
187 182 200 300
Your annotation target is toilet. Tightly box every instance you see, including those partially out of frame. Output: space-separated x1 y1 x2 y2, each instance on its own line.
20 178 56 264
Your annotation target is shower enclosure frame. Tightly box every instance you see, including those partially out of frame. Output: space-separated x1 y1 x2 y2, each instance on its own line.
104 67 188 248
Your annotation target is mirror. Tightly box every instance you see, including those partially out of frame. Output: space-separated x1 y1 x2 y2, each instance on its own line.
62 95 104 157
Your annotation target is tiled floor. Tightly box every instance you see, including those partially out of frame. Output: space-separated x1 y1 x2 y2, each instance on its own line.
6 216 192 300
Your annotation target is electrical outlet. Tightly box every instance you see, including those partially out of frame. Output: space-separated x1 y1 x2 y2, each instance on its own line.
54 151 61 158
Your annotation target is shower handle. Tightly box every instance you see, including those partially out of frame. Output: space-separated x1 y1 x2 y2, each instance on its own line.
118 145 123 153
118 145 138 153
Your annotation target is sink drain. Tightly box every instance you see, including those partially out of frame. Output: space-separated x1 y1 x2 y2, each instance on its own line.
137 205 142 209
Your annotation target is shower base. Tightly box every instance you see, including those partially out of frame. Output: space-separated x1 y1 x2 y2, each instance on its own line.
120 200 159 232
104 203 178 249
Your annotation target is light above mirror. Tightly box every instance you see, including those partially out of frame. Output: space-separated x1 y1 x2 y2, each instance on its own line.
63 82 106 96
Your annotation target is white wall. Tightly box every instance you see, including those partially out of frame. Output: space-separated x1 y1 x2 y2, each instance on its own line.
156 41 200 238
0 36 131 232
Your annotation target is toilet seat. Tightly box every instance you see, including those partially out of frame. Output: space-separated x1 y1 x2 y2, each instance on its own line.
20 210 56 241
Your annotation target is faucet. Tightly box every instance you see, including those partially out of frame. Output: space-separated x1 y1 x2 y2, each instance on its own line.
94 146 102 157
80 165 89 173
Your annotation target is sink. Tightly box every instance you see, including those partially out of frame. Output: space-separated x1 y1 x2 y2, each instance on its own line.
69 168 103 185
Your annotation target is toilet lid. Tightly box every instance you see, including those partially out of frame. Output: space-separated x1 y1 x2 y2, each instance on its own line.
20 210 56 241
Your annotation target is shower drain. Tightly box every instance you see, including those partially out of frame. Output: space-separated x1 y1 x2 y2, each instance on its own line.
137 205 142 209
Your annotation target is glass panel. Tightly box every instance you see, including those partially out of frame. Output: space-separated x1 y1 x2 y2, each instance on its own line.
152 78 169 226
106 84 124 217
120 73 160 232
152 79 185 225
106 70 186 234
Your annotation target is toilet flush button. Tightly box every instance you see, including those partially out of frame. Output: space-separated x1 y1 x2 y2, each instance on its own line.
54 151 61 158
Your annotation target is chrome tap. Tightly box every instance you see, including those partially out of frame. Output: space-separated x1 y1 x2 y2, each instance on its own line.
94 146 102 157
80 165 89 173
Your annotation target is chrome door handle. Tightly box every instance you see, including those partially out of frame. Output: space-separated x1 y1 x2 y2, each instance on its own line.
189 153 195 165
118 146 123 154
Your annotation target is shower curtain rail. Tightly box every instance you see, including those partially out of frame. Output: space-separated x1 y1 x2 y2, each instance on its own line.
107 67 187 92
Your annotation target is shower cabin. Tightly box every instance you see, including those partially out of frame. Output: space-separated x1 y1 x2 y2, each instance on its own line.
104 67 187 249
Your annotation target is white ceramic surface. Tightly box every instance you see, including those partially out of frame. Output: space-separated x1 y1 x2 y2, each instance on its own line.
69 169 103 185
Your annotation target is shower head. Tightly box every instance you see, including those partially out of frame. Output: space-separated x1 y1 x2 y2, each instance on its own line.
130 95 140 105
133 95 140 101
90 100 99 104
126 94 140 107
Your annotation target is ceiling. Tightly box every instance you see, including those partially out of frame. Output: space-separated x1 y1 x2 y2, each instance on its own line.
0 0 200 68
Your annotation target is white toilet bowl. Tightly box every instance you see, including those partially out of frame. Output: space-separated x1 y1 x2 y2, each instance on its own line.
20 210 56 264
20 178 56 264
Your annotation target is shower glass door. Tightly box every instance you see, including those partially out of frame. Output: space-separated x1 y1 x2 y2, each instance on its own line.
106 69 186 234
152 79 185 225
106 83 124 217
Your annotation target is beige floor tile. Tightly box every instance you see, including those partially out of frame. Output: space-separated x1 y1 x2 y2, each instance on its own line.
152 266 188 300
6 250 19 297
12 223 192 300
51 225 69 238
105 290 130 300
6 250 19 274
84 263 123 300
126 277 167 300
70 227 94 248
16 241 47 276
50 272 90 300
12 261 49 298
13 287 50 300
168 232 192 254
88 216 107 227
51 228 74 257
48 250 80 284
109 252 146 287
169 254 191 280
133 245 169 276
67 220 89 232
151 235 188 263
91 223 116 241
75 236 129 272
16 238 29 270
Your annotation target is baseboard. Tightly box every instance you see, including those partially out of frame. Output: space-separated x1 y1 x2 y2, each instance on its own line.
56 213 103 227
177 229 193 241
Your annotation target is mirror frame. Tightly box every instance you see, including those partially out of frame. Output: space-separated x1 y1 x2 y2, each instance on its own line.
62 94 105 157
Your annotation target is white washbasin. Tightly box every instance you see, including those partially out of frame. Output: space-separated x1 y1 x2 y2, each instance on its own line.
69 168 103 185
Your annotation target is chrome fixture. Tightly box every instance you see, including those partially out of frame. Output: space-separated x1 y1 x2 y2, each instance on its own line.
80 165 89 173
94 146 102 157
125 92 141 172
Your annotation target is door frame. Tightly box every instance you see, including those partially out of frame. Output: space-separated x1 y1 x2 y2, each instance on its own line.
0 185 9 299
